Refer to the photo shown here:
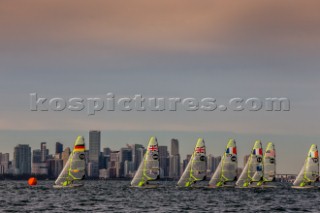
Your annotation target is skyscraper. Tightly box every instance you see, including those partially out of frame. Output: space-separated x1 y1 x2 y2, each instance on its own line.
32 149 41 163
55 142 63 154
128 144 144 170
0 153 9 174
89 130 101 177
158 146 169 178
48 159 63 178
169 139 180 179
119 148 132 177
171 139 179 156
40 142 49 162
13 144 31 175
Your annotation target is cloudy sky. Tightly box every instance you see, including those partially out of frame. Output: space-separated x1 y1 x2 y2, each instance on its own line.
0 0 319 173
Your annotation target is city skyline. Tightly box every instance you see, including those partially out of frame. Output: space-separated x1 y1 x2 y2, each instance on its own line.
3 132 226 179
0 130 316 175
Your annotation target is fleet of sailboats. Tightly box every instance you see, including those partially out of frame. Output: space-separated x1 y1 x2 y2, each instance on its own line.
53 136 86 188
49 135 320 189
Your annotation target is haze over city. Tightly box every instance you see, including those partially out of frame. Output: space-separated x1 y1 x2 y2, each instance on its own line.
1 0 320 174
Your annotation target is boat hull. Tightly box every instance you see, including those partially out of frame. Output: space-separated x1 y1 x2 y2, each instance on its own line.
129 185 158 189
291 185 317 189
53 183 83 188
208 184 235 188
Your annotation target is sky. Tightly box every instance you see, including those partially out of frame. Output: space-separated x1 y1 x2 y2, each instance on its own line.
0 0 319 173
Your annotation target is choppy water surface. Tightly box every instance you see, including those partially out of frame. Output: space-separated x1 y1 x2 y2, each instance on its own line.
0 181 319 212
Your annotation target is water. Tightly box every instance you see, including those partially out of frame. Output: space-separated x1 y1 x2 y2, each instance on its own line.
0 181 319 212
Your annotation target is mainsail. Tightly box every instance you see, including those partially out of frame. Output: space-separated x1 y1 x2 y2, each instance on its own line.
209 139 237 187
236 140 263 187
131 137 160 187
257 142 276 186
293 144 319 187
177 138 207 187
54 136 86 187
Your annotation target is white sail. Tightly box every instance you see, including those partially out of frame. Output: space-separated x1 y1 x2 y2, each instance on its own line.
209 139 237 187
293 144 319 187
55 136 86 187
262 142 276 182
177 138 207 187
131 137 160 187
236 140 263 187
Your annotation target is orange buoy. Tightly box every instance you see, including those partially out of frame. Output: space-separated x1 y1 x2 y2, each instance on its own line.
28 177 37 186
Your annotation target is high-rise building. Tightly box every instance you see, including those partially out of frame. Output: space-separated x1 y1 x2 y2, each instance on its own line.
169 155 180 179
169 139 180 179
48 159 63 178
32 149 41 163
128 144 144 170
108 151 121 178
0 153 9 174
32 148 48 175
158 146 169 178
55 142 63 154
171 139 179 156
103 147 111 156
89 130 101 177
119 148 132 177
123 160 134 177
13 144 31 175
40 142 49 162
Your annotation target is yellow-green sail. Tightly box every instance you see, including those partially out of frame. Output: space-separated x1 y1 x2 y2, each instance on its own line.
177 138 207 187
293 144 319 187
131 137 160 187
236 140 263 187
55 136 86 187
209 139 237 187
256 142 276 186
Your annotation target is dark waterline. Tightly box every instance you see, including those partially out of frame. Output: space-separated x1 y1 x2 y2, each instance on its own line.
0 181 319 212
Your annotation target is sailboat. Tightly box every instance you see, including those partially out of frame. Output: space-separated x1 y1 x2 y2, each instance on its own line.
292 144 319 189
53 136 86 188
177 138 207 187
254 142 276 188
236 140 263 188
209 139 237 188
130 137 160 188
